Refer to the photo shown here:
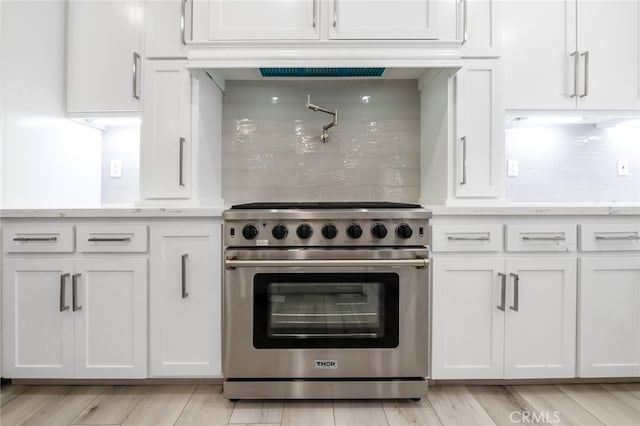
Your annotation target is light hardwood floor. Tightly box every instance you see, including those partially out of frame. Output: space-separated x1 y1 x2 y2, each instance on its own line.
1 383 640 425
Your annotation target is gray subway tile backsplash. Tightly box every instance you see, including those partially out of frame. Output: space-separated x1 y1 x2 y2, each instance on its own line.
222 80 420 203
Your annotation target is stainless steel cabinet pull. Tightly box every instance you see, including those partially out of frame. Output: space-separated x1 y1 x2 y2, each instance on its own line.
521 235 566 241
225 258 429 269
510 273 519 312
595 235 640 241
569 51 579 98
333 0 337 27
181 0 187 45
460 136 467 185
13 236 57 242
312 0 317 28
580 51 589 97
60 273 70 312
88 237 132 242
179 137 186 186
72 273 82 312
497 273 506 311
461 0 468 44
181 254 189 298
132 52 141 100
447 235 490 241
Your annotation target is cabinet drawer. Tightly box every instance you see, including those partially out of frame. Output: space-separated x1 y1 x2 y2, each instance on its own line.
3 224 74 253
506 225 577 252
431 224 503 252
76 225 148 253
580 224 640 252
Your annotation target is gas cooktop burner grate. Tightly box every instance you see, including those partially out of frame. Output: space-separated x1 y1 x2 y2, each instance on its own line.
230 202 422 210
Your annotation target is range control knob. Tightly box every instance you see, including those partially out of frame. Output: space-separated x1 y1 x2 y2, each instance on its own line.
346 224 363 239
322 224 338 239
396 223 413 239
242 224 259 240
296 223 313 239
371 223 388 239
272 224 288 240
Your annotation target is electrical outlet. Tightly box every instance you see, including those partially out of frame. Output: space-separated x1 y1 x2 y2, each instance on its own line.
507 159 519 177
110 160 122 178
617 159 629 176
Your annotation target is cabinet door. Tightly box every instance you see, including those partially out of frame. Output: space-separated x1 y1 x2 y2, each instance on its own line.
149 223 222 377
330 0 440 39
454 60 503 198
74 259 148 378
140 60 192 199
461 0 501 57
67 0 143 114
2 259 75 378
504 258 577 379
503 1 577 109
576 0 639 110
432 257 505 379
579 257 640 377
202 0 318 40
144 0 190 58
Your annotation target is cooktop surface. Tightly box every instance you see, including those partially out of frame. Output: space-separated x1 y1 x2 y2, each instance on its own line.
230 201 422 210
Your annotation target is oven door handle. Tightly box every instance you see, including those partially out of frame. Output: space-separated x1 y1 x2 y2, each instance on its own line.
224 257 429 269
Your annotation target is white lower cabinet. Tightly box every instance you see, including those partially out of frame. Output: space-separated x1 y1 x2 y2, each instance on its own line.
149 223 222 377
2 258 147 378
579 257 640 378
432 257 577 379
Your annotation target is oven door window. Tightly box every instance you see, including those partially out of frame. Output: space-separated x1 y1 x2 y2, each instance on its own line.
253 273 399 349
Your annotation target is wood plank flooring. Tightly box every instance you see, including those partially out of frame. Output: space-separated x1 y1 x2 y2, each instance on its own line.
1 383 639 425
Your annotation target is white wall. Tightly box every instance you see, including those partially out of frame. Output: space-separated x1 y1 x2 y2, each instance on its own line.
101 124 140 205
0 0 102 208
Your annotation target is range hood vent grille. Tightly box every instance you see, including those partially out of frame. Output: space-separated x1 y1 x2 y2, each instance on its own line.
259 67 385 78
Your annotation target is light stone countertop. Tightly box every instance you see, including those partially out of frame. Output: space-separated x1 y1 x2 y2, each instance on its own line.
1 204 639 218
0 206 226 218
425 204 640 216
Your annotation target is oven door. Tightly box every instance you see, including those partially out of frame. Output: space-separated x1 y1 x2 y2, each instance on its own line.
223 248 429 379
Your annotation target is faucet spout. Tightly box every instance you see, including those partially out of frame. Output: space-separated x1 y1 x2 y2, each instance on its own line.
306 94 338 143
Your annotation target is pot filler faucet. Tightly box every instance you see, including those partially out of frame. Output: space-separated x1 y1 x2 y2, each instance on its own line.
306 94 338 143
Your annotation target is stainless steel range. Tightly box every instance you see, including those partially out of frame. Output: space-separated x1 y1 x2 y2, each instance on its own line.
222 202 431 400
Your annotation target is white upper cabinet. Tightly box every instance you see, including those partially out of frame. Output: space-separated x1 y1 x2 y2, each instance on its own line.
504 0 639 110
329 0 439 39
144 0 190 58
454 59 504 198
461 0 501 57
193 0 319 41
67 0 143 114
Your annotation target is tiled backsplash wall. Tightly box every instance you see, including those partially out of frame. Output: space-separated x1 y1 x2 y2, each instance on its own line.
222 80 420 203
101 125 140 205
506 124 640 202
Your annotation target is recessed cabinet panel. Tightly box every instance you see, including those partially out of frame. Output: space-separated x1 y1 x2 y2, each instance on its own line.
504 258 577 379
330 0 439 39
455 60 503 198
579 257 640 377
150 224 222 377
2 259 75 378
67 0 142 113
206 0 319 40
432 258 505 379
141 61 192 199
74 259 148 378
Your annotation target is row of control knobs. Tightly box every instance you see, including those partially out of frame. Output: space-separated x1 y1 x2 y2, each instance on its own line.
242 223 413 240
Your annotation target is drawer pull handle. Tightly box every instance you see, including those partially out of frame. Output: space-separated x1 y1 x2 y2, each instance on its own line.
497 272 506 311
14 237 58 242
521 235 565 241
510 273 519 312
60 273 70 312
72 273 82 312
181 254 189 298
595 235 640 241
87 237 132 242
447 236 490 241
